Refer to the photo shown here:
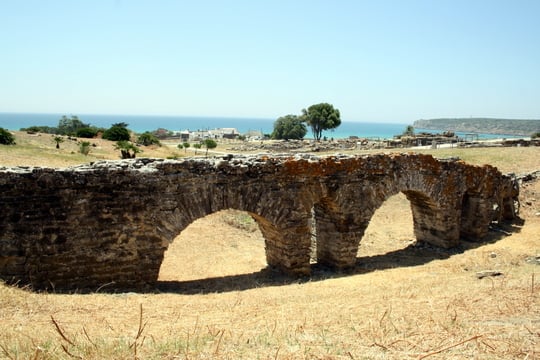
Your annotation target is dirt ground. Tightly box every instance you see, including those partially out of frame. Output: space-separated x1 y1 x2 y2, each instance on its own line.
0 131 539 359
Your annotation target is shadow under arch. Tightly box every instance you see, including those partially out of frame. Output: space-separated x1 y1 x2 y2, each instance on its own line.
156 219 522 295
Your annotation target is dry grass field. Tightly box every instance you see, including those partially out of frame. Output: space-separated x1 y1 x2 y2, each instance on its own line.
0 131 539 359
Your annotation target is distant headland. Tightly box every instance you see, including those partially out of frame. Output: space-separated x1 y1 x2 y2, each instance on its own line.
413 118 540 136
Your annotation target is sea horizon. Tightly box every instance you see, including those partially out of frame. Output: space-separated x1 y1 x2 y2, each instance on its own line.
0 112 521 140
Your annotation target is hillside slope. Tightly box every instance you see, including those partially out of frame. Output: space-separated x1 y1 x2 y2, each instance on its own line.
413 118 540 136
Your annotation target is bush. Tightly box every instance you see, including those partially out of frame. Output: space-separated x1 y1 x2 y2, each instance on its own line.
102 126 130 141
531 132 540 139
222 210 258 232
137 132 161 146
0 128 16 145
79 141 91 155
76 127 98 138
115 141 141 159
20 125 56 134
52 135 65 149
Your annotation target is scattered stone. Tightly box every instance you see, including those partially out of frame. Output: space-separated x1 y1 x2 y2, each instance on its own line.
489 252 497 258
525 256 540 265
476 270 504 279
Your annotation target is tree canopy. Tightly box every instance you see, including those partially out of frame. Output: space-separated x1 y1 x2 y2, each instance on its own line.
52 135 64 149
0 128 16 145
301 103 341 141
271 115 307 140
57 115 89 136
137 132 161 146
76 127 99 138
203 139 217 156
102 125 130 141
115 141 141 159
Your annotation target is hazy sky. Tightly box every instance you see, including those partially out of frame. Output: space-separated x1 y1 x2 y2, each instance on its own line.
1 0 539 123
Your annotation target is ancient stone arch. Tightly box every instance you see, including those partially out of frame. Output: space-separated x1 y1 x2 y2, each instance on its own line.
0 154 518 291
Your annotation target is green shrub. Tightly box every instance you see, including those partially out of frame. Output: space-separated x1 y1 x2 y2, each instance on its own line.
52 135 64 149
79 141 91 155
0 128 16 145
76 127 98 138
115 141 141 159
102 126 130 141
20 125 56 134
137 132 161 146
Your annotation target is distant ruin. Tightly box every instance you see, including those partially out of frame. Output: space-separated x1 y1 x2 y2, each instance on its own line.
0 154 519 291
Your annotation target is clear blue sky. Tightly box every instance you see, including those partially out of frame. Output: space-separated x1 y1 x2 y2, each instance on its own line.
1 0 539 123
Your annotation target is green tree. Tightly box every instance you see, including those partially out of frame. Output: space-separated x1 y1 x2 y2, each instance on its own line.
115 141 141 159
57 115 89 135
203 139 217 157
112 122 129 128
53 135 64 149
301 103 341 141
0 128 16 145
182 142 190 154
102 125 130 141
271 115 307 140
193 143 202 154
76 127 99 138
137 132 161 146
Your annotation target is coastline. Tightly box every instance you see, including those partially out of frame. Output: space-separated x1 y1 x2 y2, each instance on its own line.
0 112 526 140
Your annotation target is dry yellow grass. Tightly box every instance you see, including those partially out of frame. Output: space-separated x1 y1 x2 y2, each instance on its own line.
0 131 539 359
0 131 193 168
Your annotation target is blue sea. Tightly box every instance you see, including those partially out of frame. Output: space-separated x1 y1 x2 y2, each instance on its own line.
0 112 520 140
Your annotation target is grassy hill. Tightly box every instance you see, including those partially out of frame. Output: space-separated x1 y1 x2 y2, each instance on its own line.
413 118 540 136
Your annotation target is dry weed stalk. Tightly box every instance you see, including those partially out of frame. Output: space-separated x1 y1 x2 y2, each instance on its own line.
51 316 83 359
213 329 225 356
417 334 483 359
0 343 15 360
129 303 148 359
47 303 150 359
51 316 76 346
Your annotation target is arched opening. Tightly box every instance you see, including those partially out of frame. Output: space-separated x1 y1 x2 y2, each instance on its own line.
158 209 266 282
359 192 415 257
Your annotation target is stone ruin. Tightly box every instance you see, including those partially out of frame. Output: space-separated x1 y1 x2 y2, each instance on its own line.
0 153 519 291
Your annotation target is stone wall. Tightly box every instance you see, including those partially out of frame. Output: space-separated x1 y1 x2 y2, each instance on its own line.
0 153 518 291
